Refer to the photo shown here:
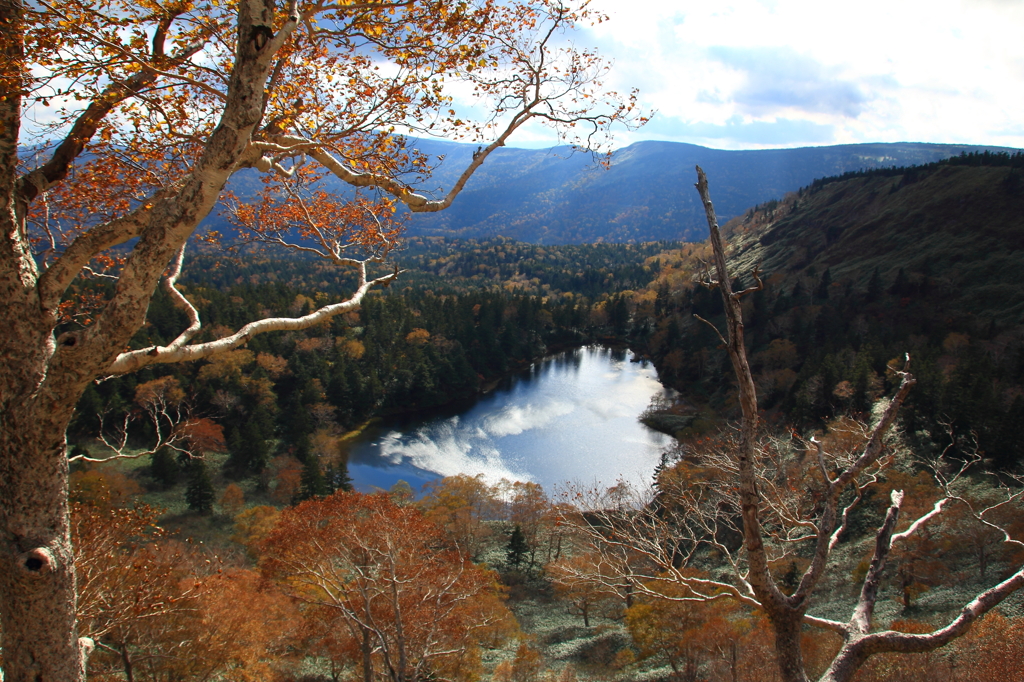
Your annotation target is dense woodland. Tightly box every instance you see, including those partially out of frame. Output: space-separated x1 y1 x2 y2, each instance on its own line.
56 157 1024 681
65 240 657 507
638 154 1024 470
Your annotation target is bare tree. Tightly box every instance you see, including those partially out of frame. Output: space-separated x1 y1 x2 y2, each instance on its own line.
0 0 642 679
562 167 1024 682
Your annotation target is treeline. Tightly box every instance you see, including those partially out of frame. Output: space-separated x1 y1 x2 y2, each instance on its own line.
808 150 1024 193
398 236 674 297
173 237 676 299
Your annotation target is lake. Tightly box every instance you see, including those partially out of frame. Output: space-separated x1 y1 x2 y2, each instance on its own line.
344 345 674 495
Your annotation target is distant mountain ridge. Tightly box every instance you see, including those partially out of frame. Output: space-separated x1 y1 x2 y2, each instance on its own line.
402 139 1020 243
209 139 1020 245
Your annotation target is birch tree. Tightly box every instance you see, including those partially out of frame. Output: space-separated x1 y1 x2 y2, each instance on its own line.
562 168 1024 682
0 0 641 678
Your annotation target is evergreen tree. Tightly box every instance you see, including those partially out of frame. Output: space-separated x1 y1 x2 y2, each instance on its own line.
890 267 910 297
814 268 832 301
506 524 529 571
294 432 313 465
609 294 630 335
790 280 807 306
223 426 246 477
298 457 328 502
324 462 354 493
654 281 670 317
281 393 313 444
232 418 271 476
865 267 882 302
993 396 1024 470
150 446 181 489
850 353 874 415
185 459 216 515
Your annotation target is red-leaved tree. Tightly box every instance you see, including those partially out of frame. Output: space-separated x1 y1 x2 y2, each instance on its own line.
259 491 516 682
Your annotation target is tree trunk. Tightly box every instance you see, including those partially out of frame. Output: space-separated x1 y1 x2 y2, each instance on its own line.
819 639 870 682
696 167 809 682
1 2 279 678
769 612 810 682
362 626 373 682
1 32 86 663
0 0 88 670
0 338 86 682
120 642 135 682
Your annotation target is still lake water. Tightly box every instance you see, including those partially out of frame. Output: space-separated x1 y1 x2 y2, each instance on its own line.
344 346 675 494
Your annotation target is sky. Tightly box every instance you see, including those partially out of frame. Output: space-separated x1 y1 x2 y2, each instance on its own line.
26 0 1024 154
506 0 1024 151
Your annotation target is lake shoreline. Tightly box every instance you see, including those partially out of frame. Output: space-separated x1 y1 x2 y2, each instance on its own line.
340 346 675 493
340 338 647 438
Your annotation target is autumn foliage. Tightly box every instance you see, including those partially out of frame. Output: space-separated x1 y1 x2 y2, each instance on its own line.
2 0 644 672
260 490 517 682
69 474 299 682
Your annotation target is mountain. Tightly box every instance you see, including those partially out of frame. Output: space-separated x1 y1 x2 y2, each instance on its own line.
210 139 1019 245
400 139 1020 243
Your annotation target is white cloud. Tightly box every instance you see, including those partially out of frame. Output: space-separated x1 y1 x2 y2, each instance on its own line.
481 401 575 437
557 0 1024 150
376 420 531 486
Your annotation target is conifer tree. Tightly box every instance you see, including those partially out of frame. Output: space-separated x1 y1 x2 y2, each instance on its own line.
815 268 832 301
866 267 883 302
506 524 529 571
299 458 328 502
150 446 181 489
185 460 216 516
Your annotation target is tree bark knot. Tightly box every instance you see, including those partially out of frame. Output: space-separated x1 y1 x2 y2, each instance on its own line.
19 547 55 574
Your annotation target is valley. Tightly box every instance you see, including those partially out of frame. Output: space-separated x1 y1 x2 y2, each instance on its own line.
64 152 1024 682
9 2 1024 680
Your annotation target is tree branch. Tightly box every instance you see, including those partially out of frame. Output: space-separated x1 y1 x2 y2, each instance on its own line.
37 180 185 311
849 490 902 634
105 261 396 375
15 32 210 214
160 243 201 353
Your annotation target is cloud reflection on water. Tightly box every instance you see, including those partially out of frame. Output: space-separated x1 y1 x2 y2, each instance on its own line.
377 414 533 485
349 348 673 492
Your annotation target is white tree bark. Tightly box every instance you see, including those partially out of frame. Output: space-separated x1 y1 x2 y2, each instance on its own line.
1 0 640 678
693 166 1024 682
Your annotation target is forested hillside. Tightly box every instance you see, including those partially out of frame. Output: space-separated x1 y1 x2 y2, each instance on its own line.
59 154 1024 682
637 153 1024 468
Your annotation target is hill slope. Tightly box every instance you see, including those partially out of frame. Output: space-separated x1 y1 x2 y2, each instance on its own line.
640 160 1024 467
725 163 1024 324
